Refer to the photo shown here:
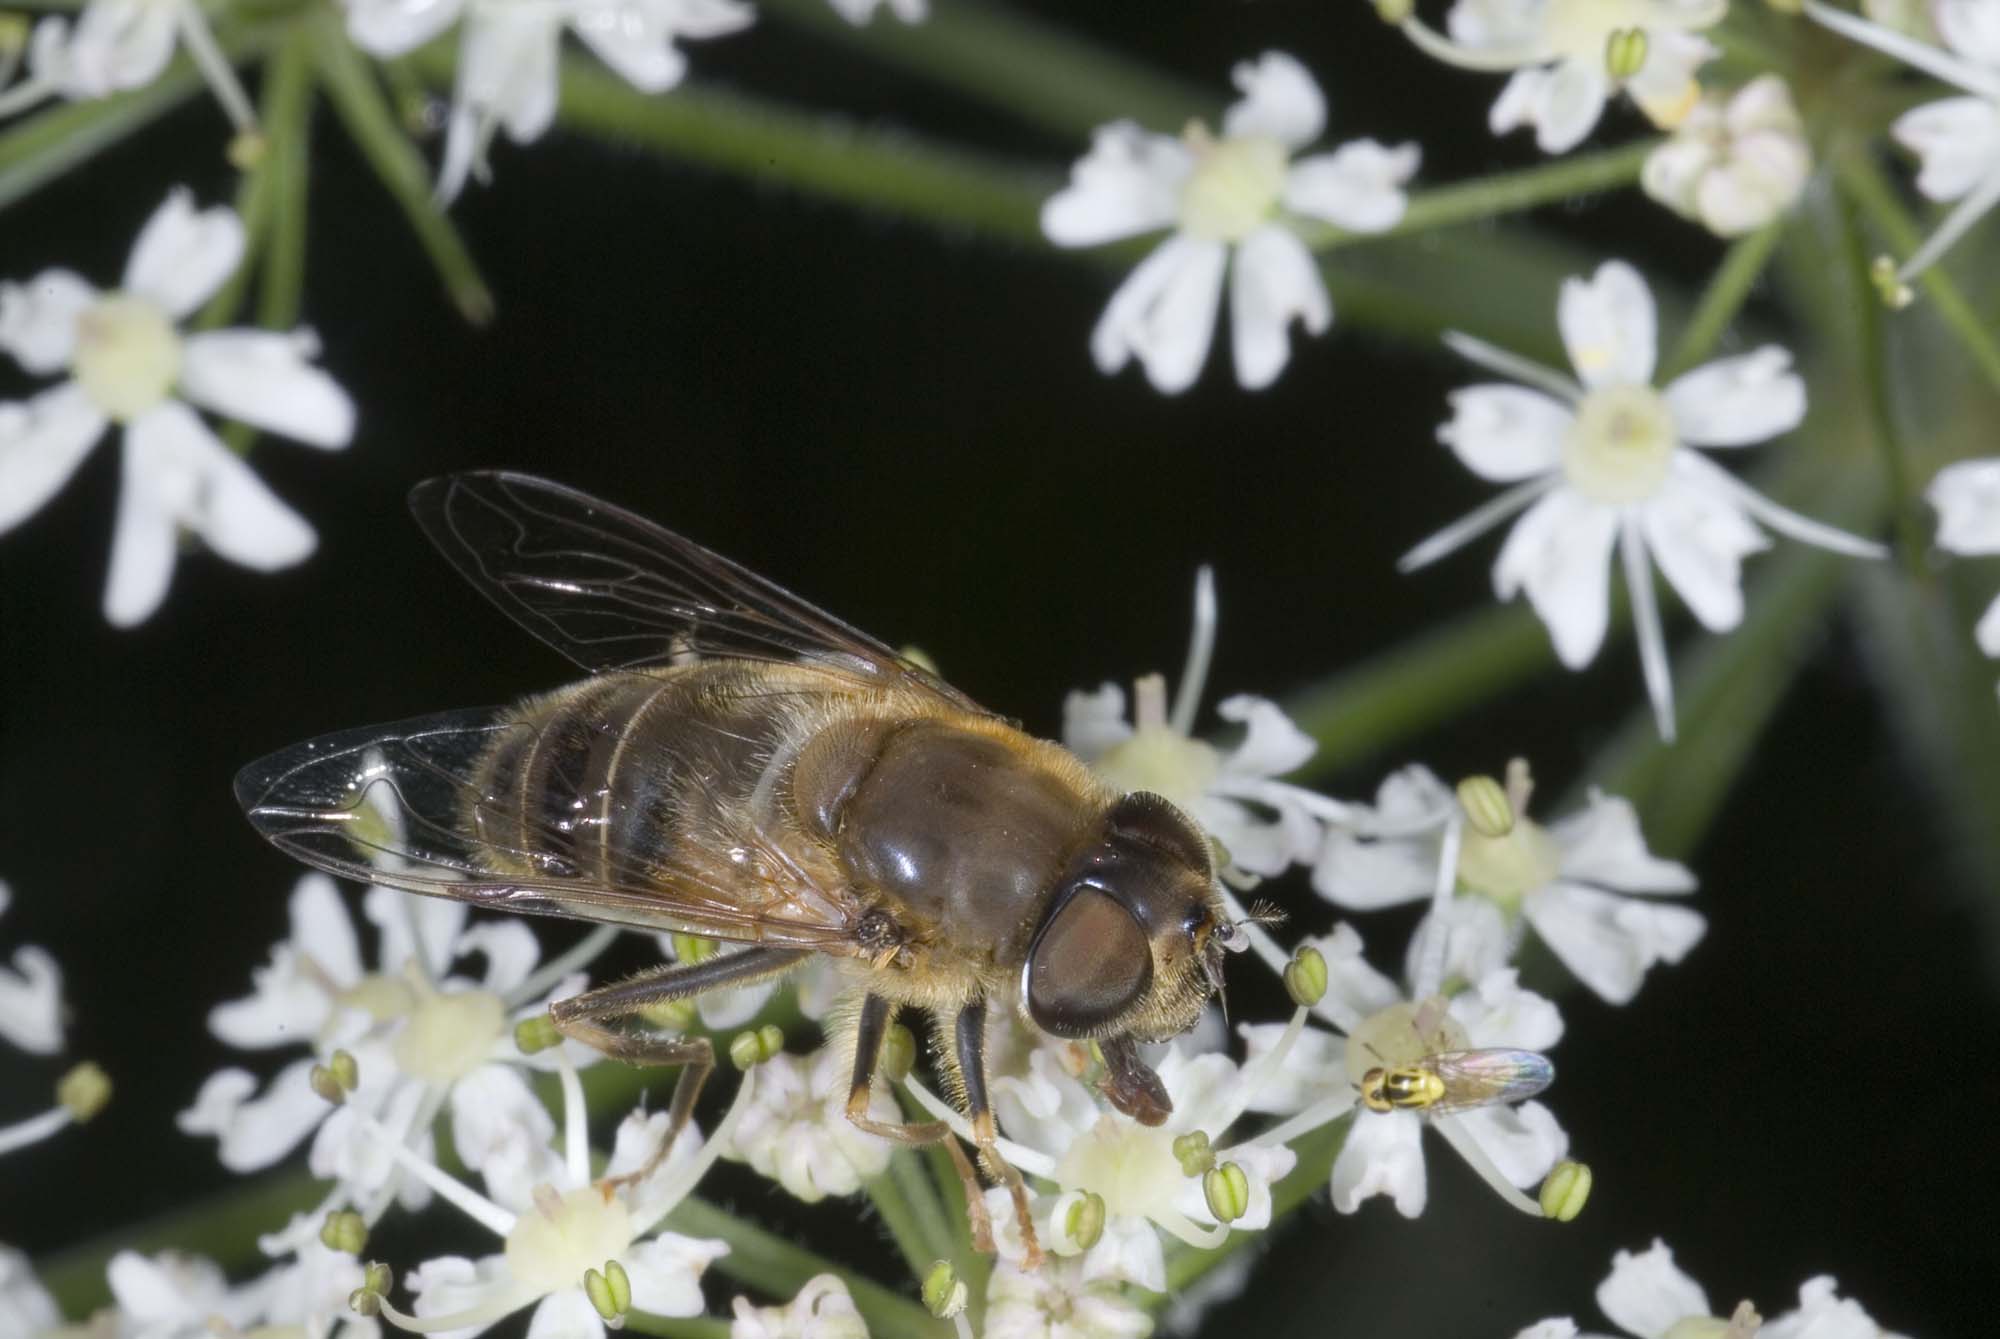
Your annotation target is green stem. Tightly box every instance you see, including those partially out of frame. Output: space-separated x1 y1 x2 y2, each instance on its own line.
257 26 315 332
1660 217 1784 381
1836 149 2000 395
888 1143 960 1273
863 1159 942 1284
310 12 494 322
0 56 217 214
1837 184 1926 577
627 1313 733 1339
666 1196 946 1339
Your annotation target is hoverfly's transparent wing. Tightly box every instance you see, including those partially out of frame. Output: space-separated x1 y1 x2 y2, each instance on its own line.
1421 1049 1556 1116
235 709 863 951
409 472 986 712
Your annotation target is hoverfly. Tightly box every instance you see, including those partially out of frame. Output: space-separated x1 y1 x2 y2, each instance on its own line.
1356 995 1554 1116
235 472 1247 1264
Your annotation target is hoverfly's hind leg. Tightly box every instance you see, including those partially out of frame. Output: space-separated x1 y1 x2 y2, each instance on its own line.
955 1001 1042 1268
549 946 809 1191
841 993 1001 1258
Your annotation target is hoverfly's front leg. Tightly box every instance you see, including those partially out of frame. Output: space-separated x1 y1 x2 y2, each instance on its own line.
842 992 1001 1257
549 946 809 1191
955 1000 1042 1268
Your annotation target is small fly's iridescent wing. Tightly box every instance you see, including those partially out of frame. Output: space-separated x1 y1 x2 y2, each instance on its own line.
1420 1049 1556 1116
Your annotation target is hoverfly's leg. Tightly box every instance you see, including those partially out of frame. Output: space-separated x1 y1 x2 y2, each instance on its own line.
841 993 998 1256
956 1000 1042 1269
549 947 808 1190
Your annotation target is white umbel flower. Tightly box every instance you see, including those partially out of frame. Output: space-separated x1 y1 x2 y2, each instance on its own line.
0 188 353 628
1642 75 1811 236
0 0 257 131
824 0 924 23
1399 260 1885 739
730 1274 870 1339
0 1247 60 1337
1807 0 2000 282
721 1044 897 1201
1063 568 1352 880
0 881 62 1056
985 1256 1154 1339
344 0 753 202
1399 0 1722 153
1042 50 1418 393
1314 762 1705 1005
1927 456 2000 657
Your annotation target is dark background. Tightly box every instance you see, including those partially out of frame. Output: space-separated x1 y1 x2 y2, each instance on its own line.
2 2 1995 1334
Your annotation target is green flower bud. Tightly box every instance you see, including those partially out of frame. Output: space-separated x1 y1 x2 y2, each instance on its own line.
1373 0 1415 21
348 1288 381 1318
1605 27 1648 80
1456 774 1514 838
1203 1161 1250 1224
584 1259 632 1322
1283 946 1327 1008
730 1024 785 1070
670 933 718 964
362 1261 394 1296
309 1064 346 1106
227 130 268 171
922 1260 967 1319
57 1062 111 1122
514 1013 562 1055
320 1210 368 1256
880 1023 917 1083
330 1049 360 1091
1065 1191 1106 1251
1539 1159 1592 1222
1172 1130 1215 1177
1871 256 1914 310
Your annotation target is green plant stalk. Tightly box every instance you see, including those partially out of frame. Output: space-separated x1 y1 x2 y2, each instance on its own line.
864 1159 943 1284
1660 217 1784 381
887 1143 960 1276
310 12 494 322
258 27 314 332
756 0 1216 137
919 1135 988 1324
627 1312 734 1339
1838 185 1928 576
1837 149 2000 395
666 1196 946 1339
0 61 201 214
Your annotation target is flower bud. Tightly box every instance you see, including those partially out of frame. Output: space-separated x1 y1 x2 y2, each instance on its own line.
1064 1191 1106 1251
57 1062 111 1122
1282 945 1327 1007
1871 256 1914 309
514 1014 562 1055
1456 774 1514 838
1605 27 1648 79
880 1023 917 1083
1172 1130 1215 1177
922 1260 967 1319
1539 1159 1592 1221
730 1024 784 1070
1203 1161 1250 1223
309 1064 346 1106
584 1260 632 1322
227 130 267 171
1373 0 1415 21
348 1288 381 1318
320 1210 368 1255
670 933 718 964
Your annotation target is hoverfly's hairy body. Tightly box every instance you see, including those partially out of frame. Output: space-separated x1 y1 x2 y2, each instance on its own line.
236 473 1240 1267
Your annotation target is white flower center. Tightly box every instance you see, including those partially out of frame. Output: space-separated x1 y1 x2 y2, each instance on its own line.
73 294 182 422
1055 1116 1181 1221
391 987 506 1083
1344 1000 1471 1086
1561 383 1678 504
1094 725 1220 813
1455 815 1563 907
1178 126 1288 243
504 1184 634 1296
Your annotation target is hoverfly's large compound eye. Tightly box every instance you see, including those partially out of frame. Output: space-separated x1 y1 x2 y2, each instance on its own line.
1024 887 1153 1038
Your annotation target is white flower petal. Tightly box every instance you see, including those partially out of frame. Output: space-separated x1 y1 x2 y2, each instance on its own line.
1041 121 1190 247
346 0 468 57
1222 51 1324 149
1445 1100 1566 1186
1403 898 1516 993
61 0 178 96
1228 223 1329 390
125 400 317 578
123 190 245 320
103 425 182 627
0 270 96 374
1214 693 1316 778
0 1246 62 1335
1928 457 2000 555
1663 346 1805 446
1893 95 2000 202
459 919 542 996
1060 682 1134 760
1089 234 1227 395
0 938 65 1053
1329 1108 1427 1216
571 0 751 94
1639 473 1768 631
1281 139 1418 232
1597 1240 1712 1338
1438 384 1570 481
1524 881 1706 1004
523 1287 607 1339
1237 1020 1344 1115
1314 923 1405 1019
1977 593 2000 656
1493 487 1619 668
1491 59 1610 155
450 1063 554 1174
464 7 563 143
623 1234 729 1318
179 330 355 449
177 1059 330 1171
409 1255 523 1339
366 885 469 980
208 875 356 1049
1625 30 1716 130
1938 0 2000 64
1549 792 1696 893
1514 1322 1582 1339
1761 1275 1898 1339
1313 830 1437 909
0 383 107 535
1448 966 1565 1051
1558 260 1656 388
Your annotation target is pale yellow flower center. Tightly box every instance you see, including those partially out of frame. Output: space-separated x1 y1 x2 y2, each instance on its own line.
391 987 506 1083
1178 125 1288 243
73 294 181 422
1541 0 1664 57
504 1185 634 1295
1561 383 1677 504
1055 1116 1181 1220
1455 814 1563 908
1344 999 1472 1086
1094 725 1220 815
